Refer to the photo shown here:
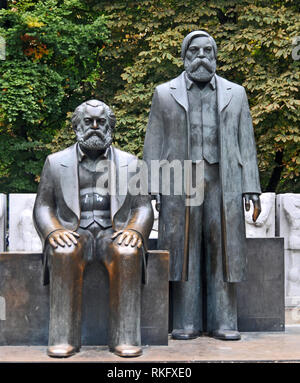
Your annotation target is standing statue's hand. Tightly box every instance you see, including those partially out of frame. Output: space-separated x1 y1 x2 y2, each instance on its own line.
48 229 80 249
111 230 143 249
244 193 261 222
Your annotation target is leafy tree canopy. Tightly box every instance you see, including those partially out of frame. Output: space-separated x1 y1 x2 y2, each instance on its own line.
96 0 300 193
0 0 299 193
0 0 109 191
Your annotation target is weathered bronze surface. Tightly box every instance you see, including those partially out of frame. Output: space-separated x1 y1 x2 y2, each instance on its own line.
33 100 153 357
143 31 261 340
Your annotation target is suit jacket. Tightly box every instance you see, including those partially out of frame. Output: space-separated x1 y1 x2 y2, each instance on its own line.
143 72 261 282
33 143 153 278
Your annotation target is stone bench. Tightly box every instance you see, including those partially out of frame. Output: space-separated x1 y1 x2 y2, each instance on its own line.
0 249 169 346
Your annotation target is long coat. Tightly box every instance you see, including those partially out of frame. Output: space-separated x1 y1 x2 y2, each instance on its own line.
33 143 153 283
143 72 261 283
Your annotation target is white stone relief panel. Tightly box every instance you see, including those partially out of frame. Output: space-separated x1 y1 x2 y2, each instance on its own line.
9 193 42 252
149 199 159 239
282 194 300 250
277 193 300 307
0 194 6 252
0 297 5 321
245 192 275 238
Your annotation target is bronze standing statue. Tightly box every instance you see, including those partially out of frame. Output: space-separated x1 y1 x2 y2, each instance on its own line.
143 31 261 340
33 100 153 358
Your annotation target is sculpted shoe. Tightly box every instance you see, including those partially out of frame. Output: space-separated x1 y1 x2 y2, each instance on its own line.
171 329 200 340
113 344 143 358
212 329 241 341
47 343 77 358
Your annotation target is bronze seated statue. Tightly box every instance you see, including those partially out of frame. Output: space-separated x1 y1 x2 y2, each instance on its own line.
33 100 153 358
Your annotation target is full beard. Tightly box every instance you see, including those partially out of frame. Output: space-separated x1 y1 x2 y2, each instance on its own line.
185 57 216 83
77 130 113 151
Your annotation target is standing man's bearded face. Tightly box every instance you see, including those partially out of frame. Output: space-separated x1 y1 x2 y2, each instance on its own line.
75 104 113 152
184 36 216 83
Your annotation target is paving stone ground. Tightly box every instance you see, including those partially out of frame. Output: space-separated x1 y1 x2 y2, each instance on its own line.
0 325 300 363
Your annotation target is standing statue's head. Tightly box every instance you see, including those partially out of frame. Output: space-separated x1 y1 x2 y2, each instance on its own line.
72 100 116 151
181 30 217 83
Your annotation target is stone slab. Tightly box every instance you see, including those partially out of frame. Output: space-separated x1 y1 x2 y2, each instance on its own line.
276 193 300 250
286 307 300 325
237 238 285 331
244 192 275 238
1 326 300 362
0 252 49 345
0 194 6 252
276 193 300 307
284 249 300 307
150 238 284 332
0 250 169 346
8 194 42 252
149 200 159 239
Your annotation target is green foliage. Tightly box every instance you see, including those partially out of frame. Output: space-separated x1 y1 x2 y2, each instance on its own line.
95 0 299 192
0 0 299 193
0 0 109 192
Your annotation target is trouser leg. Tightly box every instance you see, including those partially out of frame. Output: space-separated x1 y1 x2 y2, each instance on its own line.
203 164 238 335
47 231 91 351
102 239 142 354
171 203 203 339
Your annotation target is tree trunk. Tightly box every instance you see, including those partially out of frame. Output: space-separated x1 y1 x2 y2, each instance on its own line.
265 150 284 192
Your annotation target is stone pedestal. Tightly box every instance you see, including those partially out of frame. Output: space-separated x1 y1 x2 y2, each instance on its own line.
237 238 285 331
276 194 300 307
245 192 275 238
0 194 6 252
149 237 284 332
8 194 42 252
0 250 169 346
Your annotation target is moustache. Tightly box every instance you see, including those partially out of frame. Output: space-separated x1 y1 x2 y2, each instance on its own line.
83 130 108 141
189 58 214 73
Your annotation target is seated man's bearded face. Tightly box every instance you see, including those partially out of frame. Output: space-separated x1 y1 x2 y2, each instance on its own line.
75 104 113 151
184 36 216 83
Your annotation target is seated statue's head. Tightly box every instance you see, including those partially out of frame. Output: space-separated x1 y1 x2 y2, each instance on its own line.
72 100 116 151
181 30 217 83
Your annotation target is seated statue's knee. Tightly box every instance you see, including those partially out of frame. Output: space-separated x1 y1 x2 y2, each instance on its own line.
51 242 82 259
112 241 140 258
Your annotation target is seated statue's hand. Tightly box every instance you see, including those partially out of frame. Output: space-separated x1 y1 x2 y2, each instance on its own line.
111 229 143 249
48 229 80 249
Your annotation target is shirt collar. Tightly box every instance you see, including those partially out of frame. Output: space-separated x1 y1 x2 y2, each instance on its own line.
77 143 110 162
185 72 216 90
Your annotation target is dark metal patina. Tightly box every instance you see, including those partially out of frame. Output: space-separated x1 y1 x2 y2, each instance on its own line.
143 31 261 341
